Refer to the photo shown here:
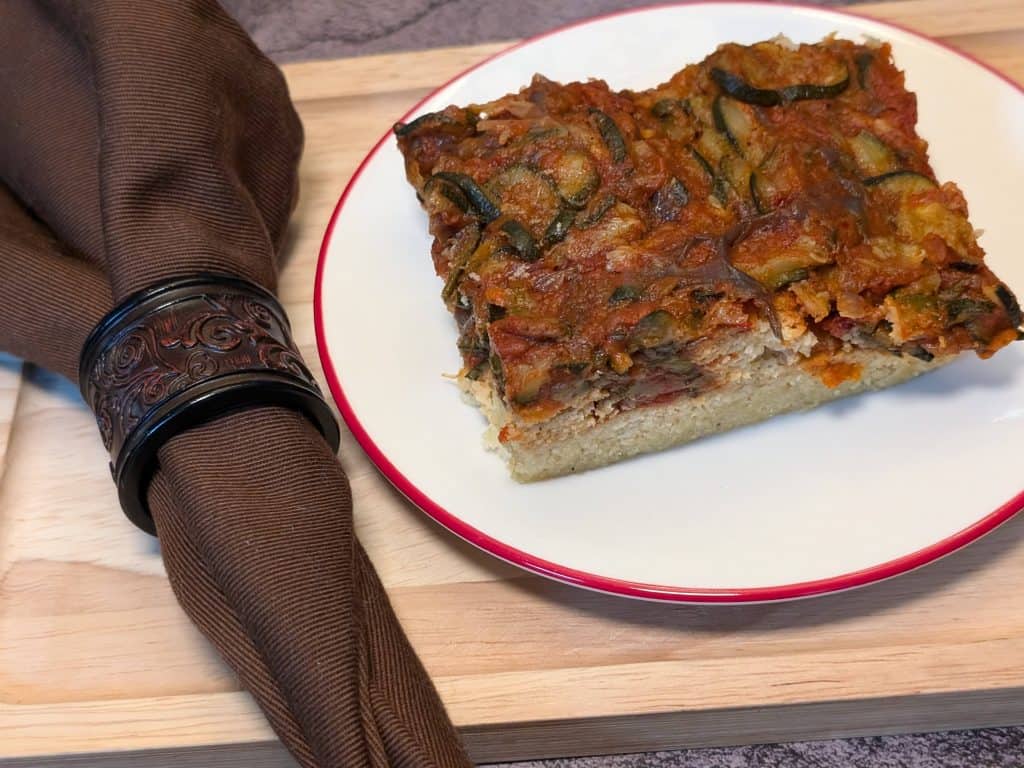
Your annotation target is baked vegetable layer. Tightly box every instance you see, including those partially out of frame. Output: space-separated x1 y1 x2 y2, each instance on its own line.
395 38 1021 426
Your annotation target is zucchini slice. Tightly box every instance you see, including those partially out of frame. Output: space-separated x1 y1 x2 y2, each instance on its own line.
749 172 767 214
689 146 716 177
485 165 552 201
711 68 781 107
609 285 642 305
549 150 600 208
441 222 482 302
651 98 679 119
855 52 874 90
718 154 751 199
747 256 817 290
422 174 469 212
771 267 810 289
629 310 675 349
485 165 562 233
849 131 900 177
711 64 850 106
431 172 500 222
996 284 1023 326
863 170 937 194
713 95 755 157
780 70 850 102
543 207 577 245
590 109 628 163
488 353 505 390
689 147 729 205
651 97 692 119
394 111 455 137
577 194 617 228
511 367 549 405
500 220 541 262
947 297 996 324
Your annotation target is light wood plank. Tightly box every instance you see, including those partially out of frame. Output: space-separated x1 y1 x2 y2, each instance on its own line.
943 29 1024 78
2 3 1024 765
853 0 1024 38
0 355 22 483
286 43 511 103
0 355 24 565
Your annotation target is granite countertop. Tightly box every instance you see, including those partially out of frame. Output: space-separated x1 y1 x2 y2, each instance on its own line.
219 1 1023 765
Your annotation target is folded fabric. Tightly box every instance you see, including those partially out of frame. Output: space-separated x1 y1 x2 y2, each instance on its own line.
0 2 471 765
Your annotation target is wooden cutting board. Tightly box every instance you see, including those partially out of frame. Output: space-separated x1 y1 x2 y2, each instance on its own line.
2 2 1024 765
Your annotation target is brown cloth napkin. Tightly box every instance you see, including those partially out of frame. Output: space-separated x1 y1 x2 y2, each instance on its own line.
0 2 472 766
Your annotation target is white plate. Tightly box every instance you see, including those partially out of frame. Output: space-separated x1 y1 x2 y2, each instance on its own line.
315 2 1024 602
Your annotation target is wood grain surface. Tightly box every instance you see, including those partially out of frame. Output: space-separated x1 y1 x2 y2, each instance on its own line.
2 1 1024 765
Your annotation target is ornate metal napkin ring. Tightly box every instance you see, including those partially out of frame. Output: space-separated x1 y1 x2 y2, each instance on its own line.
79 274 340 534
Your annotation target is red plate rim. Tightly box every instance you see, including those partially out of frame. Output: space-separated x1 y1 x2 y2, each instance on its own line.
314 0 1024 603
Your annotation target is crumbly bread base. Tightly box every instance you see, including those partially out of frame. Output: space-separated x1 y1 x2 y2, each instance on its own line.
461 347 941 481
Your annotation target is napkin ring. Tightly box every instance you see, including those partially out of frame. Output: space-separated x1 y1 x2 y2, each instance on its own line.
79 274 340 535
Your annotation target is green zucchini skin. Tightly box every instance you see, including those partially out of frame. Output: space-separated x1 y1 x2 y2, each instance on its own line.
849 131 900 176
549 151 600 208
996 284 1023 326
423 175 469 211
771 267 809 289
906 346 935 362
947 298 996 323
689 147 716 179
440 222 481 303
577 195 616 228
629 310 675 349
394 111 457 137
651 98 678 118
431 172 501 222
779 71 850 102
855 52 874 89
711 65 850 105
543 207 578 245
500 220 541 262
608 285 641 305
688 148 729 205
712 95 744 154
590 109 628 163
711 68 781 106
749 173 767 214
862 170 936 189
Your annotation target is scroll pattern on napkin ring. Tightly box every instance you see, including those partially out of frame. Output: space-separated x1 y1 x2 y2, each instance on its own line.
79 274 341 534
